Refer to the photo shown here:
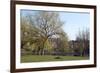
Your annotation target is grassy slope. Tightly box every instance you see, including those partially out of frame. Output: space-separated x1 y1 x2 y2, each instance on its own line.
21 55 89 63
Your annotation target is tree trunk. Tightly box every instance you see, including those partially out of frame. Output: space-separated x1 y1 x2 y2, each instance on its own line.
40 38 48 55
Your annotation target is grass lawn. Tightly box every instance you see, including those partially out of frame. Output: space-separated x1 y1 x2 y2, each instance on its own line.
21 55 89 63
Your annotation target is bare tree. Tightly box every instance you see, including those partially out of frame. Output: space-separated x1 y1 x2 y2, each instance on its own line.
76 28 90 56
26 11 65 55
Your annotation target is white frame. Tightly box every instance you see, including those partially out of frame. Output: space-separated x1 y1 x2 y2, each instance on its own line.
16 4 94 69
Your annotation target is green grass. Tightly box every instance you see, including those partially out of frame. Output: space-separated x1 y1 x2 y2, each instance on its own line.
21 55 89 63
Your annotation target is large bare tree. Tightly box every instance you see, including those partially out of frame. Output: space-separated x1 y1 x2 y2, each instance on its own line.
25 11 66 55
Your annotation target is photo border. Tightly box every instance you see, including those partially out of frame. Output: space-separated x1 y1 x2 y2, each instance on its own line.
10 0 97 73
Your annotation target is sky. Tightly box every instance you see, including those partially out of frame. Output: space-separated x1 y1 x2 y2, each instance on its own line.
59 12 90 40
21 10 90 40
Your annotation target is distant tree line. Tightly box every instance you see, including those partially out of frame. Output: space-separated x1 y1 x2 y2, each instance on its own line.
69 29 89 56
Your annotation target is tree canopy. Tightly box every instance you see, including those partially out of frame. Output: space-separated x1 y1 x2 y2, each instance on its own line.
21 11 69 55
